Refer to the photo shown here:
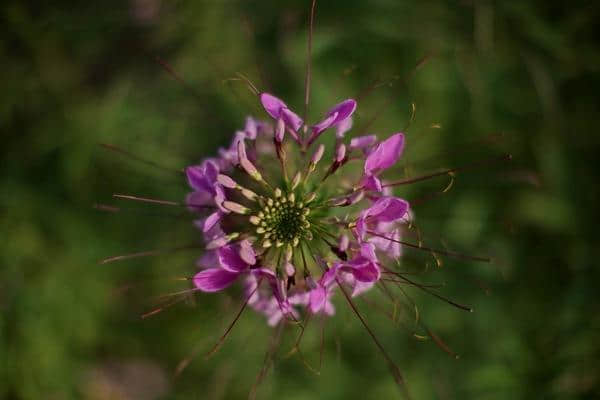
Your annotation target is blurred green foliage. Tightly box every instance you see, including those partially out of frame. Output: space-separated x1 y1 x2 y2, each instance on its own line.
2 0 599 399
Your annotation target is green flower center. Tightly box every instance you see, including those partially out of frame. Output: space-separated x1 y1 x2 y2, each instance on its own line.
250 190 311 248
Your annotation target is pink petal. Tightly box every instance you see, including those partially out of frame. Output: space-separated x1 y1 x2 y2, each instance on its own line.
185 191 213 209
308 99 357 144
185 167 209 193
320 266 339 287
260 93 288 119
355 217 367 240
329 99 356 122
218 245 248 272
185 160 219 193
202 211 222 232
350 135 377 153
352 261 380 282
281 108 303 132
239 240 256 265
288 291 309 305
351 280 375 297
364 133 405 174
196 250 218 268
309 287 327 313
310 112 338 138
368 197 410 223
359 242 377 262
336 116 353 138
360 174 382 192
193 268 240 292
244 117 258 139
260 93 303 132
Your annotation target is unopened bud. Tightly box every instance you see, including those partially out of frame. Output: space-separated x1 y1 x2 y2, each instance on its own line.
339 235 349 251
285 244 293 262
291 171 302 190
335 143 347 163
285 261 295 277
240 188 258 201
310 144 325 165
223 201 250 215
206 232 239 250
217 174 237 189
237 140 263 182
275 117 285 143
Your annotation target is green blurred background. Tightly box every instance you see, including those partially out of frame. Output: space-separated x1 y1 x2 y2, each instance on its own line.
2 0 599 398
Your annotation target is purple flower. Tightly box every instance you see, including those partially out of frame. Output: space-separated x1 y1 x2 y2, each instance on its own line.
185 160 229 228
193 240 255 292
260 93 303 134
245 268 303 326
349 134 377 155
185 160 219 195
355 196 410 241
307 99 356 146
361 133 405 192
338 243 381 283
193 268 240 293
369 221 403 258
183 96 410 326
307 267 337 315
336 115 354 139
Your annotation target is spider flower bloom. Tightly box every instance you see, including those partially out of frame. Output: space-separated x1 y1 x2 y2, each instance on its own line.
186 93 410 326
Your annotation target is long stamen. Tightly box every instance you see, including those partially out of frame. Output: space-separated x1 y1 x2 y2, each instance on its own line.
302 0 317 138
424 324 460 359
94 203 193 220
205 280 260 360
366 230 491 263
249 322 285 400
113 194 179 206
99 143 182 176
140 294 190 319
304 144 324 183
234 72 260 96
285 312 312 358
99 244 200 264
382 268 473 312
355 53 433 103
383 153 512 188
336 279 411 398
112 193 216 210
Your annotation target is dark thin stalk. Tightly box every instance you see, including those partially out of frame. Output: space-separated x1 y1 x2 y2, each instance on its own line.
383 153 512 188
99 244 200 264
336 279 411 399
99 143 183 176
367 230 491 263
303 0 317 133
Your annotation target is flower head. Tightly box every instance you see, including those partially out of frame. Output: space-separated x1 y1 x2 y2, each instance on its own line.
185 94 410 326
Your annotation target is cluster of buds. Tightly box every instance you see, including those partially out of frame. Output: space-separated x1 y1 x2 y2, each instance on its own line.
185 93 413 326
